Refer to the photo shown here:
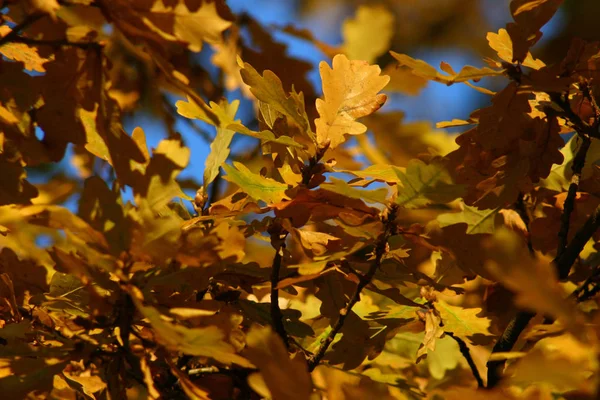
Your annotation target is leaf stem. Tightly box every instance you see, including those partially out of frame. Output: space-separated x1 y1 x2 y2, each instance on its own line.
0 13 46 47
447 332 484 388
270 237 289 348
307 204 398 371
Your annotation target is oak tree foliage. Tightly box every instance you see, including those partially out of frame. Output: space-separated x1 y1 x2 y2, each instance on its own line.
0 0 600 398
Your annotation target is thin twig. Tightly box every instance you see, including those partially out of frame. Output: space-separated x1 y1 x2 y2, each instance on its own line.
447 332 484 388
10 35 103 50
269 236 289 348
0 12 45 47
572 268 600 303
556 204 600 279
307 204 399 371
515 192 534 254
486 311 535 388
558 136 591 257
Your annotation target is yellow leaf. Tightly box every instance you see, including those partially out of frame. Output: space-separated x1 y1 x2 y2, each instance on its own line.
434 299 493 343
222 162 289 204
143 0 232 52
316 54 389 149
487 28 545 69
0 27 49 73
342 5 394 63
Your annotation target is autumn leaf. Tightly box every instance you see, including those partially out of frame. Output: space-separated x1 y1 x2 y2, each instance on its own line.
245 326 313 400
315 54 390 149
131 290 253 368
240 61 313 140
141 0 232 52
395 160 465 208
390 52 503 86
222 162 289 204
434 299 493 343
487 28 545 69
437 204 500 234
342 5 394 63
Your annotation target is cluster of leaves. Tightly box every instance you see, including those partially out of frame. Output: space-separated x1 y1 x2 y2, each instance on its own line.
1 0 600 398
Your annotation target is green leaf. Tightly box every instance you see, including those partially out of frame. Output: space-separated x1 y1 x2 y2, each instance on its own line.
321 177 389 204
343 164 402 184
434 299 493 343
240 61 314 140
437 204 500 234
395 160 464 208
222 162 289 204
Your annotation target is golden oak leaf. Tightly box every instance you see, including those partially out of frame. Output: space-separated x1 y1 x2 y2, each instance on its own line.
0 27 48 73
434 299 493 343
315 54 389 149
417 309 444 360
142 0 232 52
342 5 394 63
487 28 545 69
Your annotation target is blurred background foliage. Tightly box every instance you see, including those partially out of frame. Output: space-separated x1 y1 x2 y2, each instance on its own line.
22 0 600 208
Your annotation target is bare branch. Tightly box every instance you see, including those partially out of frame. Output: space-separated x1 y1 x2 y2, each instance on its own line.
307 204 399 371
269 235 289 348
0 13 46 47
558 136 591 257
447 332 484 388
10 35 103 50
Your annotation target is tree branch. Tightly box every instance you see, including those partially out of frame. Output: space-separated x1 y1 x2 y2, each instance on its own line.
558 136 591 257
0 13 46 47
307 204 399 371
556 203 600 279
269 237 289 348
447 332 484 388
10 35 103 50
487 203 600 387
486 310 535 388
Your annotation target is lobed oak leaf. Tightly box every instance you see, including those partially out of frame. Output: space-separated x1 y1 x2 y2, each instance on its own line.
395 159 465 208
437 203 500 235
434 299 493 344
240 61 313 140
341 5 394 63
222 162 289 204
0 27 48 73
321 176 389 204
141 0 232 52
315 54 389 149
487 28 545 69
